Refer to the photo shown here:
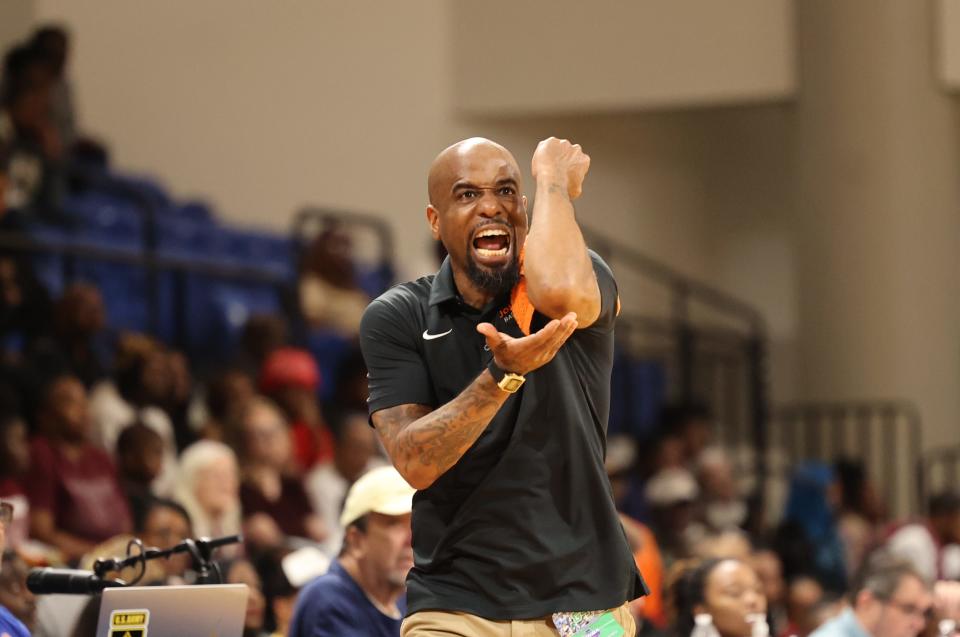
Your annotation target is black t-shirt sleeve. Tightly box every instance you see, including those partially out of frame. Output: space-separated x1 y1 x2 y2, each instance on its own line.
589 250 619 332
359 296 436 416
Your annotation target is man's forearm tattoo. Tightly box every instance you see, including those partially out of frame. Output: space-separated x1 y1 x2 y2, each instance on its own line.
374 373 506 483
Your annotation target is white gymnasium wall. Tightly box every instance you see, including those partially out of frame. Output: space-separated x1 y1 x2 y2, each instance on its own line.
0 0 34 54
451 0 797 114
939 0 960 89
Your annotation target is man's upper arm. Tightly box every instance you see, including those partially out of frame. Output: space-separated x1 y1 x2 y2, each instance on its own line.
359 296 436 416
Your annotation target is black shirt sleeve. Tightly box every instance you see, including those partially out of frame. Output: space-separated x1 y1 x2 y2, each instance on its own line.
359 296 437 416
528 250 619 334
588 250 619 333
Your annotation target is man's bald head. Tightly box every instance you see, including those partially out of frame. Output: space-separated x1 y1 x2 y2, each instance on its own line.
427 138 521 208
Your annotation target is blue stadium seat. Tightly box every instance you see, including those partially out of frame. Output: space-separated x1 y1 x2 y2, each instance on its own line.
306 328 354 402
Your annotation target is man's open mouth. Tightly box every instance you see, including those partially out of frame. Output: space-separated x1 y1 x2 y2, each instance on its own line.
471 226 511 259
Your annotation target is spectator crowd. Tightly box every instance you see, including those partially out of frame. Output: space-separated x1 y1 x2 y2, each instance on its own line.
2 22 960 637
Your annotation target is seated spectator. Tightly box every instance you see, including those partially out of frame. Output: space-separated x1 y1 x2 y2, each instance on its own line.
0 550 36 635
697 446 748 533
776 462 847 594
298 224 370 337
29 26 76 150
137 497 192 583
0 250 53 357
671 557 768 637
89 332 178 495
240 314 288 375
0 397 29 550
835 459 885 580
164 349 197 453
810 552 931 637
220 558 268 637
257 552 301 637
621 515 668 632
0 42 64 218
173 440 241 548
660 402 714 469
646 467 701 568
236 397 326 548
116 422 165 527
289 466 415 637
26 282 108 389
781 576 825 637
882 492 960 582
306 412 384 556
695 530 754 562
928 581 960 637
198 367 255 443
0 506 29 637
326 347 371 422
806 597 845 635
259 348 334 470
26 374 131 562
750 549 786 636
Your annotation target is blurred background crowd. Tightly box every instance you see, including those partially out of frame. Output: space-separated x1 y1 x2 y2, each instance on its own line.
2 6 960 637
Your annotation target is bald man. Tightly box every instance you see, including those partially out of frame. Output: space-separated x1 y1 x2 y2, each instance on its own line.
359 137 645 636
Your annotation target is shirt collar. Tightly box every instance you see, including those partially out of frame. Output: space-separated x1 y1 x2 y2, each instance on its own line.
838 608 872 637
428 256 457 306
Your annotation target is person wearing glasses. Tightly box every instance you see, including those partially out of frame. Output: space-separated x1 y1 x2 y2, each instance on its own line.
0 500 30 637
811 551 932 637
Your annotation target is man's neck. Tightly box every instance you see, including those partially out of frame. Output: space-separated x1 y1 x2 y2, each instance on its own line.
851 607 877 636
340 554 402 616
451 268 495 309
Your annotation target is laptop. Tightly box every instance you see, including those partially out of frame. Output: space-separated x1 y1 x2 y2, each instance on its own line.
95 584 248 637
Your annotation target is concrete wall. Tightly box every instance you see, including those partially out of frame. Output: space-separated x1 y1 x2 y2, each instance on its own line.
939 0 960 89
0 0 34 54
451 0 796 114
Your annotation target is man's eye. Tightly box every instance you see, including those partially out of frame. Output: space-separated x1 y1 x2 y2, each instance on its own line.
459 190 477 200
498 187 516 196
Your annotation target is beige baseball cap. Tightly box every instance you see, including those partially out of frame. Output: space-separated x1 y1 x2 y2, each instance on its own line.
340 466 416 528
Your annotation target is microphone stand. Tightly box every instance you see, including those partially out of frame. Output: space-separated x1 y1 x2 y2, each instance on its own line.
92 534 242 586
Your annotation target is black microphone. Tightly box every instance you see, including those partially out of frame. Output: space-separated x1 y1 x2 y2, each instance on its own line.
26 568 124 595
193 534 242 553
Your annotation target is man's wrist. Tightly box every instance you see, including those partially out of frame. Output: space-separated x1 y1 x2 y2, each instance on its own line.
487 360 526 393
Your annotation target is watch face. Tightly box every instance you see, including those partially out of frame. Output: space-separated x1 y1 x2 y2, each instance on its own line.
503 376 525 392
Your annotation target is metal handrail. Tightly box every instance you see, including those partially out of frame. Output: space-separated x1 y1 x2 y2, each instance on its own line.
0 232 289 285
291 206 396 268
582 226 765 330
770 399 923 516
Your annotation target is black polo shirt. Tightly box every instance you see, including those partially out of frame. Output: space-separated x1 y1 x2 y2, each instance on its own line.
359 250 647 620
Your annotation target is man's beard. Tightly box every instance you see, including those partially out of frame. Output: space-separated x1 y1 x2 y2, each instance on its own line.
465 251 520 299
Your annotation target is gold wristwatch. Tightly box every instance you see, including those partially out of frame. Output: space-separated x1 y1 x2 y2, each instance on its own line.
487 360 525 393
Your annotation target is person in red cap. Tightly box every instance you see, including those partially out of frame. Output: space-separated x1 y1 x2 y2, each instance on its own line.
259 347 335 471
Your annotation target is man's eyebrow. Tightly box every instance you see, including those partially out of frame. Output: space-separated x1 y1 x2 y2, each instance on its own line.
452 177 518 192
452 180 478 193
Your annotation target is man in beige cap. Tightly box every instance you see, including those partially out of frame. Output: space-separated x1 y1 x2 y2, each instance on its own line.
288 466 415 637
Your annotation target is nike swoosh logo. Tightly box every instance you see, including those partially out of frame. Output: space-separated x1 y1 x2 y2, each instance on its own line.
422 329 453 340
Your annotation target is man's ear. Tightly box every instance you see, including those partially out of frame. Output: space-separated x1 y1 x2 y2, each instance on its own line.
426 205 440 240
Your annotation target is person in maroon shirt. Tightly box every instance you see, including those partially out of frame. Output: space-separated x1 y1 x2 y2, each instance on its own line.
259 348 335 471
237 397 326 550
0 398 30 550
26 374 132 563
